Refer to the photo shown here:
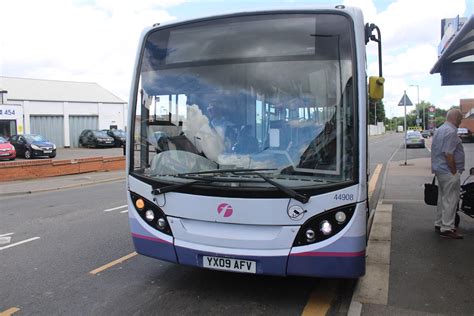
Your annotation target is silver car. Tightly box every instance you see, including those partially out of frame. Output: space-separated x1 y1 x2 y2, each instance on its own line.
406 131 425 148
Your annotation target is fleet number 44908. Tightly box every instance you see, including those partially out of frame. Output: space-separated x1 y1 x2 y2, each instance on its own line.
334 194 354 201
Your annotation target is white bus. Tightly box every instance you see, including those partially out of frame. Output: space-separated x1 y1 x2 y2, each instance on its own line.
126 5 384 278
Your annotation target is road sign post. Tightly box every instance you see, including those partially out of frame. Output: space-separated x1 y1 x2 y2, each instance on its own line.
398 91 413 166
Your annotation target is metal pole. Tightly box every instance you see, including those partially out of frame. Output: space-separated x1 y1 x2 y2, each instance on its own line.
419 86 425 130
416 85 420 129
409 84 421 129
374 101 377 125
404 90 407 165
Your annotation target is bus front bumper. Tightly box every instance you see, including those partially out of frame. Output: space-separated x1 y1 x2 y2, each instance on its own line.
131 233 365 278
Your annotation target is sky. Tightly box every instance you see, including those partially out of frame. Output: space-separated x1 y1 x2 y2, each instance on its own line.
0 0 473 118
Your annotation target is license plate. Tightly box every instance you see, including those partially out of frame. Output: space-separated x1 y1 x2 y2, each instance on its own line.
202 255 256 274
44 150 52 153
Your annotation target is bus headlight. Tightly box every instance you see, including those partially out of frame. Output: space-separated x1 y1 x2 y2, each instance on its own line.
305 229 316 243
130 192 173 236
157 218 167 230
335 211 347 223
145 210 155 222
293 204 356 246
320 221 332 235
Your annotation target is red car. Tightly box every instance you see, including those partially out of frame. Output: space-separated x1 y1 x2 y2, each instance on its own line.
0 136 16 160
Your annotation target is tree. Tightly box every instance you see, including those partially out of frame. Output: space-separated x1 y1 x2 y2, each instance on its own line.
368 99 385 125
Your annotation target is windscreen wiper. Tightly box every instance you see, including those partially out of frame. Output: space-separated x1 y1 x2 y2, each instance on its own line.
151 169 274 195
151 179 210 195
245 171 310 204
179 168 310 204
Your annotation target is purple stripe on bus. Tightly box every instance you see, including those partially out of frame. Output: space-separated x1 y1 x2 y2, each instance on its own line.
132 235 178 263
287 255 365 278
290 250 365 257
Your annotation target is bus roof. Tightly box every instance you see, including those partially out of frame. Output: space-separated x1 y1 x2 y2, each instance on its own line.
147 6 364 32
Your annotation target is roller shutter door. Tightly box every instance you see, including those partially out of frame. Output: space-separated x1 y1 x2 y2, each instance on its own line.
69 116 98 147
30 115 64 147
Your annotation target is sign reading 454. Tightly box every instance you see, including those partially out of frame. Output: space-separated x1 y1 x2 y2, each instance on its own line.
0 105 22 119
0 109 15 115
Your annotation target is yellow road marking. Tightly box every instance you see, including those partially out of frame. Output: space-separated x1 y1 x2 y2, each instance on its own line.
0 307 20 316
368 164 383 199
89 252 137 275
301 280 337 316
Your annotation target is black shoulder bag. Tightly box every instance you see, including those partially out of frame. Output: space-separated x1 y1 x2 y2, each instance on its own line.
424 176 438 206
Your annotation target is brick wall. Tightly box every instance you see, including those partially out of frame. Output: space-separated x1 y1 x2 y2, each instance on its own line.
0 156 125 182
460 99 474 132
460 99 474 114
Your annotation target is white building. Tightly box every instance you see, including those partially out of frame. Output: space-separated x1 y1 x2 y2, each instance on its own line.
0 76 127 147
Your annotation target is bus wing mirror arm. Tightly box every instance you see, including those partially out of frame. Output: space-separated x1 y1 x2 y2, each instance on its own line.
365 23 383 77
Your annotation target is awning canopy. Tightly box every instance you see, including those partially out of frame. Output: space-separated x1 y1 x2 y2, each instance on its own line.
430 15 474 86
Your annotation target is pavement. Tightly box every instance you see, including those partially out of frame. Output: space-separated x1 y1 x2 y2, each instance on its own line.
2 138 474 315
351 140 474 315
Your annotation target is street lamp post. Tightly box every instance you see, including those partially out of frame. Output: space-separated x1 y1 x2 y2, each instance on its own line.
374 100 377 125
409 84 421 129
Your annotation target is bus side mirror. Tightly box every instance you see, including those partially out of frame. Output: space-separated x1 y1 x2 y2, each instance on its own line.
369 76 384 100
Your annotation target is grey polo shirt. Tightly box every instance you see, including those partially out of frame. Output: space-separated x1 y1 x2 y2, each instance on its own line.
431 121 465 174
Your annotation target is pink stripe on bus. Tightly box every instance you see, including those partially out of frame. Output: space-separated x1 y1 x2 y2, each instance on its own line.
132 232 173 245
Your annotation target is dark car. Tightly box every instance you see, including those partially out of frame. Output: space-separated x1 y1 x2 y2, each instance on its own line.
0 136 16 160
102 129 126 147
9 134 56 159
457 128 473 143
421 130 430 138
79 129 115 148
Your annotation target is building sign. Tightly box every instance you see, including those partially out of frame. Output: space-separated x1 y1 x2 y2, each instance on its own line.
0 105 22 119
0 104 24 134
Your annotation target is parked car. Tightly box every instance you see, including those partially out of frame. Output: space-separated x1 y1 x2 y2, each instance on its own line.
102 129 126 147
0 136 16 160
405 131 425 148
9 134 56 159
457 127 473 143
79 129 115 148
421 130 430 138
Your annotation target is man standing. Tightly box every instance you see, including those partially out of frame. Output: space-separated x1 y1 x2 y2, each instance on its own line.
431 109 465 239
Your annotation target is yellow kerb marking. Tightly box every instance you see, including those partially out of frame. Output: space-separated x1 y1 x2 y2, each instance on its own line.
301 281 337 316
89 252 137 275
368 164 383 199
0 308 20 316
